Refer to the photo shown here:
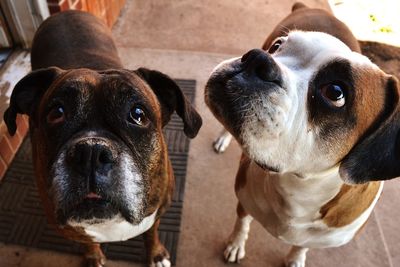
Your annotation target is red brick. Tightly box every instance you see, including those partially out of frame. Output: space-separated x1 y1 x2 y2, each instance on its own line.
0 136 14 165
16 115 29 138
48 3 61 14
0 157 7 180
59 0 70 11
6 133 21 153
72 0 82 10
47 0 61 4
86 0 100 17
80 0 88 11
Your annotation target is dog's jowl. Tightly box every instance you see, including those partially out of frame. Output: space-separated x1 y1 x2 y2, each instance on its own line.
205 3 400 267
4 11 202 267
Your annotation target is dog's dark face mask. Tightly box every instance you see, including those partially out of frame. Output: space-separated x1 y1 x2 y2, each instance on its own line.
4 67 202 225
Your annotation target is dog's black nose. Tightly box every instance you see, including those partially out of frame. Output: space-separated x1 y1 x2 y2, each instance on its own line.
68 141 115 178
241 49 281 84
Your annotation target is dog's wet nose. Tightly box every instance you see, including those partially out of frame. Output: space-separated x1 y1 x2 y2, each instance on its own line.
68 141 115 178
241 49 281 84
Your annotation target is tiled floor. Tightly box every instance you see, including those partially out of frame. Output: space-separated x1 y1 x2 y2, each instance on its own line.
0 0 399 266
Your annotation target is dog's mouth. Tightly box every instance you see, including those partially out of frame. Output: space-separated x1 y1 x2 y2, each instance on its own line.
57 192 119 224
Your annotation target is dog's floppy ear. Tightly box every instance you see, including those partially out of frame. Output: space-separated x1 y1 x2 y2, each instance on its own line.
135 68 202 138
339 76 400 183
3 67 63 135
292 2 307 12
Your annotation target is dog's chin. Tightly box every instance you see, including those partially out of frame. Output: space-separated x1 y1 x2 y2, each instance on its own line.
57 194 140 225
62 198 118 223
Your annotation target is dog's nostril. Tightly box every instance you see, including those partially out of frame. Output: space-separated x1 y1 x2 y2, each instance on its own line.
241 49 281 84
95 145 114 165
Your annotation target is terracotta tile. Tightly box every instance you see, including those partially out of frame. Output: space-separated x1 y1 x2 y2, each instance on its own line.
0 136 14 165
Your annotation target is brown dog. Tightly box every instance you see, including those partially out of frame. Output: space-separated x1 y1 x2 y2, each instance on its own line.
206 3 400 266
4 11 202 267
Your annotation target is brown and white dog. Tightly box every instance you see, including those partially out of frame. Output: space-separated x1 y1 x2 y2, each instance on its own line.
205 3 400 266
4 11 202 267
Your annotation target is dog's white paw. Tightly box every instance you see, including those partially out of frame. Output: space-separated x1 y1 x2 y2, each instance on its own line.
286 261 305 267
285 246 308 267
150 258 171 267
224 239 246 263
213 131 232 153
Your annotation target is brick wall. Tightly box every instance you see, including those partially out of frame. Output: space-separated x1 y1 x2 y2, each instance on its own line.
0 115 29 178
47 0 126 28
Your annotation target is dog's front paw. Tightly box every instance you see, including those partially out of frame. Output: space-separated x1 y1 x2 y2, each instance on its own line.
285 246 308 267
213 131 233 153
286 261 305 267
148 247 171 267
149 256 171 267
224 239 246 263
83 244 106 267
83 257 106 267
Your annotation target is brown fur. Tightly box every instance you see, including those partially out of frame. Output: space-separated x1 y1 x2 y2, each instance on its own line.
145 219 170 264
334 67 390 162
262 4 360 53
236 202 248 219
234 153 251 192
31 10 122 70
320 182 381 227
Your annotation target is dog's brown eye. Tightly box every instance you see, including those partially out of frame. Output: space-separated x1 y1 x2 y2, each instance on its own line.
47 106 65 124
320 84 346 107
128 107 148 126
268 39 283 54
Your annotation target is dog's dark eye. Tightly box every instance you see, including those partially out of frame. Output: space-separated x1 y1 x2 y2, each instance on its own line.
320 84 346 107
128 107 148 126
268 39 283 54
47 106 65 124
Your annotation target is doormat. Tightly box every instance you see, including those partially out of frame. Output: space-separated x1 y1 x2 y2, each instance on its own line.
0 79 197 265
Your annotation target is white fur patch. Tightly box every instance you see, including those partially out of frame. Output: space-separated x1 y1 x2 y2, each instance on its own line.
68 209 157 243
224 215 253 263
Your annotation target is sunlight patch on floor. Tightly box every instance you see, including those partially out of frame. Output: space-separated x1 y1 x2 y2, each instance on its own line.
329 0 400 46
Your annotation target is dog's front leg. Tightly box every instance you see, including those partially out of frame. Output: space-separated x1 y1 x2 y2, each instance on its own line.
285 245 309 267
84 243 106 267
145 218 171 267
224 202 253 263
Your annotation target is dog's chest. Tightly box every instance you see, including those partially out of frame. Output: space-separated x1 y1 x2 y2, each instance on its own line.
236 162 381 248
68 210 157 243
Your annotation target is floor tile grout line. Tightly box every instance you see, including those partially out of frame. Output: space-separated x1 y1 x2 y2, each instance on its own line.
373 209 394 267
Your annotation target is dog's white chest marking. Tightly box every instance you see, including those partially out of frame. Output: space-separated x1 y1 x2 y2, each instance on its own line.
237 162 383 248
68 210 157 243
